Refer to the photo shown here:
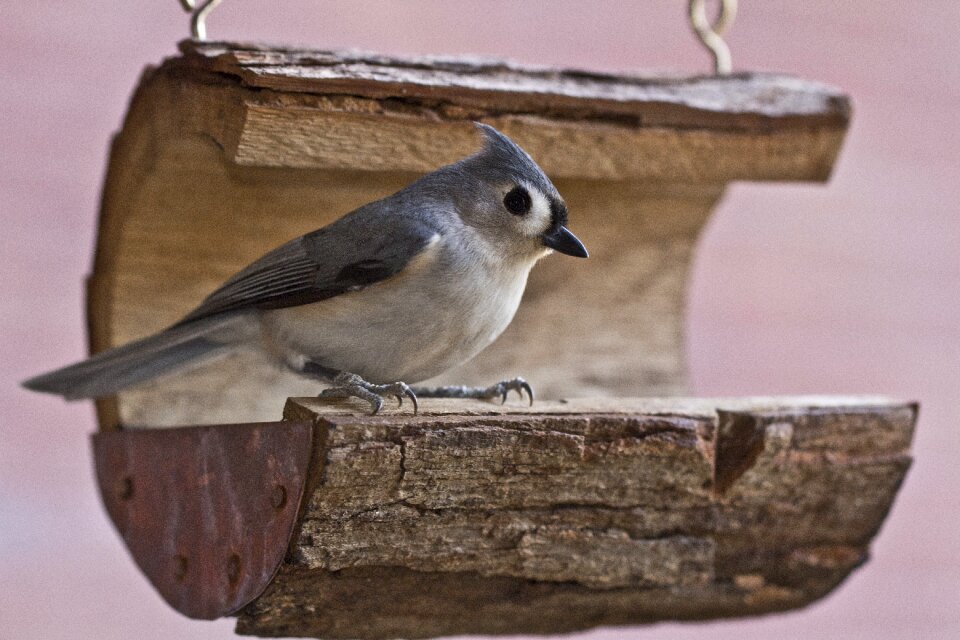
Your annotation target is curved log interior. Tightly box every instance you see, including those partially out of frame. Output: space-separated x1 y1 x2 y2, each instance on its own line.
88 42 850 429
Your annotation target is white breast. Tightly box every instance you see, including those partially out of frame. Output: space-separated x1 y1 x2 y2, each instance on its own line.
258 232 534 384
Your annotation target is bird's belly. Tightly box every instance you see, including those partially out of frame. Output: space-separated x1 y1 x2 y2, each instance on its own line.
259 264 529 384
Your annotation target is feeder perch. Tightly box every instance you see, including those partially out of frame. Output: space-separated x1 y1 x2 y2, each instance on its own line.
87 42 914 638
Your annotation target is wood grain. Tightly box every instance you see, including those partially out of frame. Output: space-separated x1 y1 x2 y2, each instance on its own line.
232 396 915 638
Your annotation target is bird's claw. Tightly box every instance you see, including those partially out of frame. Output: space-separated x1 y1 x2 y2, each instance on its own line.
490 378 534 406
319 373 419 416
378 381 418 415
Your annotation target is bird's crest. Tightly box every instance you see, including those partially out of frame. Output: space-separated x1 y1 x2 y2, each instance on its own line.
471 123 556 198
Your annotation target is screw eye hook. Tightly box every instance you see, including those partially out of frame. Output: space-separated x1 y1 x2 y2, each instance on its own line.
179 0 224 41
180 1 736 61
688 0 738 75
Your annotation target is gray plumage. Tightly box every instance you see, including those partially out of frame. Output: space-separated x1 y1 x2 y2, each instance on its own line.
23 315 239 400
24 124 587 410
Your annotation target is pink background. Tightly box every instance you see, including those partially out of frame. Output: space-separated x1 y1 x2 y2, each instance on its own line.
3 2 958 638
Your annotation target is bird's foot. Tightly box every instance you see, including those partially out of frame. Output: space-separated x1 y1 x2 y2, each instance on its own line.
318 372 418 416
412 377 534 406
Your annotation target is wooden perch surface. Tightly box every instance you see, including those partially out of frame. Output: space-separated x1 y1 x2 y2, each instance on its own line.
236 396 915 639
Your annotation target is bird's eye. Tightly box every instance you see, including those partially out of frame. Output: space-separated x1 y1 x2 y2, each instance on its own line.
503 186 532 216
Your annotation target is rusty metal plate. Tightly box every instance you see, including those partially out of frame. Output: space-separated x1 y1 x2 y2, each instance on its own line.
92 421 314 620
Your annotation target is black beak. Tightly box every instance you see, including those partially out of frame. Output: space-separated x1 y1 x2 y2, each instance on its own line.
542 225 589 258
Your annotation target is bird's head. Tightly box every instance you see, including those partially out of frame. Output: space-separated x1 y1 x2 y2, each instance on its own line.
444 123 588 261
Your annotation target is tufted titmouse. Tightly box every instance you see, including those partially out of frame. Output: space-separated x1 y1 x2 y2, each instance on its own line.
24 124 588 414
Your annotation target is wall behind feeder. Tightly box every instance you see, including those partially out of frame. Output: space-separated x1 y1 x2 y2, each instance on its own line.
6 3 957 640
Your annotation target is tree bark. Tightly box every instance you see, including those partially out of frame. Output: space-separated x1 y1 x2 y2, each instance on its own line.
234 396 914 638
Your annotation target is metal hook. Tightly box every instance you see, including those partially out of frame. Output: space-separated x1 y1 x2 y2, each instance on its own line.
688 0 738 74
179 0 224 41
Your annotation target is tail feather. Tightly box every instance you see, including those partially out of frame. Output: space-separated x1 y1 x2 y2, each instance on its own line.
22 315 238 399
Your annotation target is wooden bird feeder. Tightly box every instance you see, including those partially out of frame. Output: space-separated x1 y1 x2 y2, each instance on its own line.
87 39 916 639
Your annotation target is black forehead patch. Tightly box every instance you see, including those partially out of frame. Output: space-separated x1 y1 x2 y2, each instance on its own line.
550 200 568 227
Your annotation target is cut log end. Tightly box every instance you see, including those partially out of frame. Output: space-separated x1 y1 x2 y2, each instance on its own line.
232 396 915 639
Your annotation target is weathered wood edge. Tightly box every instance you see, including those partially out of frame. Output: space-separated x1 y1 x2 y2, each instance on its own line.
284 395 912 420
232 396 915 639
176 40 851 132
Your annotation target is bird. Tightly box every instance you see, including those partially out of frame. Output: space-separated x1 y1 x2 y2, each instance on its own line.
23 124 588 415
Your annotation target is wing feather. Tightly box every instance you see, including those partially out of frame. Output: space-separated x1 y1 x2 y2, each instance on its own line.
178 205 439 325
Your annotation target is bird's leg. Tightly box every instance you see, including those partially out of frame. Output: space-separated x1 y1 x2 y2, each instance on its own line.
412 377 534 406
309 366 418 416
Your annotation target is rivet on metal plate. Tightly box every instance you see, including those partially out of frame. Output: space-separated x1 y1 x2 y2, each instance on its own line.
271 484 287 510
227 553 242 586
174 555 189 582
117 476 134 500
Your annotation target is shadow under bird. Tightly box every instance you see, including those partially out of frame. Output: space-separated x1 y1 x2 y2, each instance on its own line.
24 124 588 414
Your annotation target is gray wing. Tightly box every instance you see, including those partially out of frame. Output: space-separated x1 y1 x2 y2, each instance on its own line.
178 205 440 325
